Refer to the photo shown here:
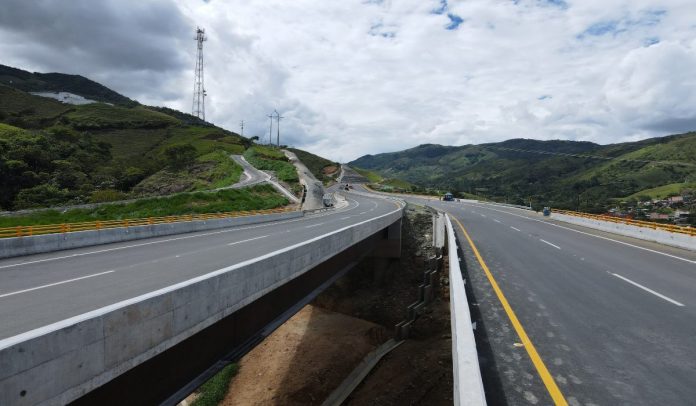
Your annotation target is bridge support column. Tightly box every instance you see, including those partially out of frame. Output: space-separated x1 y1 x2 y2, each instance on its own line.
368 219 402 286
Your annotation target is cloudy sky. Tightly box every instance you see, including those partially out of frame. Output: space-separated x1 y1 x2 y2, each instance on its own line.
1 0 695 161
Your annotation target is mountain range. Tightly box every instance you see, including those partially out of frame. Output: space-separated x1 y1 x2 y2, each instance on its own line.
350 135 696 211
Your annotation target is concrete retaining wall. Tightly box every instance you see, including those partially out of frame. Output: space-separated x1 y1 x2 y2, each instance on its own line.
445 214 487 406
0 207 403 406
0 211 303 260
552 213 696 251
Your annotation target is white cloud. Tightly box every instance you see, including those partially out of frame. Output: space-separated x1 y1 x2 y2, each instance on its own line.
2 0 696 161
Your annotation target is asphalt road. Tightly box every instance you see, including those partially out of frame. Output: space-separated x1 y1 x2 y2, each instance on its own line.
404 195 696 405
0 190 399 341
284 150 325 210
227 155 269 189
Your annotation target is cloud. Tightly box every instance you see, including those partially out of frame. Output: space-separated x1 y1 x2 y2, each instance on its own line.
1 0 695 162
604 40 696 133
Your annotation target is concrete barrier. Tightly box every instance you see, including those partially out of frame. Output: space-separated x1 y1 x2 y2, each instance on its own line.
0 211 303 260
552 213 696 251
0 206 403 406
445 214 487 406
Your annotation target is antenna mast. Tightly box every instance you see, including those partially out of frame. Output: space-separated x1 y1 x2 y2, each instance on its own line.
192 27 207 120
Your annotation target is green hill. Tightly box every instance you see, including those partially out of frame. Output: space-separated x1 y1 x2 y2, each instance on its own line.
0 65 253 210
350 134 696 212
0 64 136 106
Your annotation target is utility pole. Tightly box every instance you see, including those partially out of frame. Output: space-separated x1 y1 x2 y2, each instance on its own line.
192 27 207 120
239 120 244 137
267 113 274 145
274 109 284 147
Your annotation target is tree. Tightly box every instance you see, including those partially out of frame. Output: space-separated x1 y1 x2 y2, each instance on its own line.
163 144 197 169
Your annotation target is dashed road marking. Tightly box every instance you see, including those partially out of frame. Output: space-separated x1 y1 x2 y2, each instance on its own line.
611 273 685 307
227 235 269 246
0 270 115 299
540 239 561 250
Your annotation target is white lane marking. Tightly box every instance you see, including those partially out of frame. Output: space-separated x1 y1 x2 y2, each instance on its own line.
358 211 367 215
510 226 521 232
0 196 365 270
227 235 268 246
340 216 351 220
468 204 696 265
305 223 325 229
540 239 561 250
480 214 486 218
0 203 403 350
0 270 115 299
611 273 685 307
493 219 501 224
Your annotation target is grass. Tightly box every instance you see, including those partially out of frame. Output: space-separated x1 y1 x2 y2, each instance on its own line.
382 177 414 190
250 144 287 160
92 128 170 160
625 182 696 200
191 363 239 406
197 150 244 189
0 85 71 127
164 127 246 155
287 148 339 184
0 122 28 138
64 103 179 130
353 167 383 183
244 146 299 184
0 184 288 227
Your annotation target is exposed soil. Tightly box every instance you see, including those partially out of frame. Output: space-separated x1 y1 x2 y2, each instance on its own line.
221 204 453 405
322 165 338 176
221 305 385 406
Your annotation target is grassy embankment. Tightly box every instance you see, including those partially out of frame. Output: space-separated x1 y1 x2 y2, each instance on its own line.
0 184 287 227
624 182 696 200
287 148 339 185
243 145 302 195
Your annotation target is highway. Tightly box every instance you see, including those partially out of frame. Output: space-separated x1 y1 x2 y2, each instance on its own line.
0 190 399 342
402 194 696 405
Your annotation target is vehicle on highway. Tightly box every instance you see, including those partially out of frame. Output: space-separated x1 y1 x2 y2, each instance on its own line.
322 193 334 207
443 192 454 201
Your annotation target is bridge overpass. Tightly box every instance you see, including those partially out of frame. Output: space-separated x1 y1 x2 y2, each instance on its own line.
6 169 691 406
0 190 404 405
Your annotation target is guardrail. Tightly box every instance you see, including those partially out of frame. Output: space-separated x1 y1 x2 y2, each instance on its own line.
553 209 696 237
445 214 487 406
0 207 295 239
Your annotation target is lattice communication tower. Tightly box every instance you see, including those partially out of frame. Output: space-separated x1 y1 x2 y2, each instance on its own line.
192 27 207 120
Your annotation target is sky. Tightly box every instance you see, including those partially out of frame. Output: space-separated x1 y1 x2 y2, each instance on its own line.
1 0 695 162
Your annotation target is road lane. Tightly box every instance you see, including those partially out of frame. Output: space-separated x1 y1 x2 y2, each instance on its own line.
405 196 696 405
0 191 399 340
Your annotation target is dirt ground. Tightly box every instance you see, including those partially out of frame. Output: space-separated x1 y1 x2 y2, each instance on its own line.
221 204 453 405
221 305 386 405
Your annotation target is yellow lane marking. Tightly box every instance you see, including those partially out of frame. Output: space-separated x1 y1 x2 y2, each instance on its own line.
450 215 569 406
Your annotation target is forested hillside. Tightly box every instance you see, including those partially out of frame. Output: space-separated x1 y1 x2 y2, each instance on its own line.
351 135 696 212
0 65 251 210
